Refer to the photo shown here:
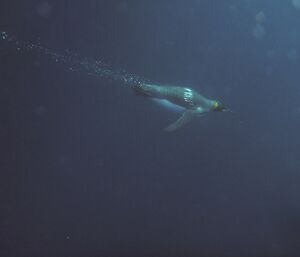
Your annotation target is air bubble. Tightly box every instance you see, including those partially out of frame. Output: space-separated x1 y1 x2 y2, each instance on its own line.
1 32 8 40
1 32 149 87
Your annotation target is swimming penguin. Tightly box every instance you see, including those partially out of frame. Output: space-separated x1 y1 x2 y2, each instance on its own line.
132 83 230 131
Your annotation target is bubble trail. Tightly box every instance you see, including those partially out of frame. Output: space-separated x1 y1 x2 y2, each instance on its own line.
0 31 149 87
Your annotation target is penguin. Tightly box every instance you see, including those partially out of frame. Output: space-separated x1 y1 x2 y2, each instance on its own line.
132 83 230 131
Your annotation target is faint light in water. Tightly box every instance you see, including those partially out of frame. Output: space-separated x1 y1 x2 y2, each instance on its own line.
265 66 274 76
292 0 300 9
255 11 265 23
116 1 129 14
229 5 239 17
34 106 47 116
287 48 298 60
267 49 276 58
36 1 53 18
253 24 265 40
224 85 232 97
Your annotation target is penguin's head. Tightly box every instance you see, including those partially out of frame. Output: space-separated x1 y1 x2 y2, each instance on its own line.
212 101 231 112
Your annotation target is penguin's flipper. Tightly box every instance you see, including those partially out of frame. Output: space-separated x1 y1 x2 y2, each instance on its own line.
164 110 195 132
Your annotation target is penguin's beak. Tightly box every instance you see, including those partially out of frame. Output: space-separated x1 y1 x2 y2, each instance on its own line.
213 101 233 113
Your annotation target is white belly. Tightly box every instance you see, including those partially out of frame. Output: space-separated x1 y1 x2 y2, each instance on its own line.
152 98 185 113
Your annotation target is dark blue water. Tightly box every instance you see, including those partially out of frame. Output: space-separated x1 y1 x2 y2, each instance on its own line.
1 1 300 256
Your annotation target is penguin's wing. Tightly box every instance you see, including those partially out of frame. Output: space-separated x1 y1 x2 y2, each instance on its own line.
164 110 196 132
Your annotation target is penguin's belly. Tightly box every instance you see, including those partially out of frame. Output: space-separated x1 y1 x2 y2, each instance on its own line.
152 98 185 113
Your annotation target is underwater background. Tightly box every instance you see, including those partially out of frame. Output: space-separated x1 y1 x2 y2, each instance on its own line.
1 0 300 256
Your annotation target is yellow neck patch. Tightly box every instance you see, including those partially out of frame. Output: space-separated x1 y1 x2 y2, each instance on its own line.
213 101 219 109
